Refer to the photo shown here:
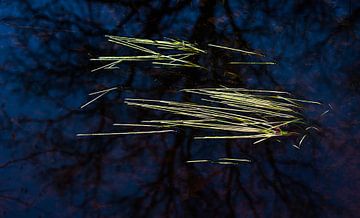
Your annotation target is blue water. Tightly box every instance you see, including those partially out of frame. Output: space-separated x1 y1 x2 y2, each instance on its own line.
0 0 359 217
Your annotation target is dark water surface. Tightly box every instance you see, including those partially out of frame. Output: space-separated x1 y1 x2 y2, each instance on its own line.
0 0 359 217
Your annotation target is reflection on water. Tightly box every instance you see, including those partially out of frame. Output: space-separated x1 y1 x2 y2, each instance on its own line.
0 0 359 217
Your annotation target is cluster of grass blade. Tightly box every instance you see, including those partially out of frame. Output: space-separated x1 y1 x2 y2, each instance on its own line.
91 36 205 71
91 36 276 72
120 88 320 144
78 87 321 146
81 36 320 164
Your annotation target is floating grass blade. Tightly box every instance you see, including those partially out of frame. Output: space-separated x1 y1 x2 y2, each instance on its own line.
92 36 277 71
80 91 108 109
81 36 324 167
107 35 206 54
106 88 321 143
305 126 320 132
184 87 291 95
299 134 307 147
186 157 251 165
186 160 211 163
81 86 118 109
208 43 264 56
76 130 175 137
113 123 163 128
229 62 276 65
320 109 330 116
91 36 205 71
89 87 118 95
218 158 252 162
